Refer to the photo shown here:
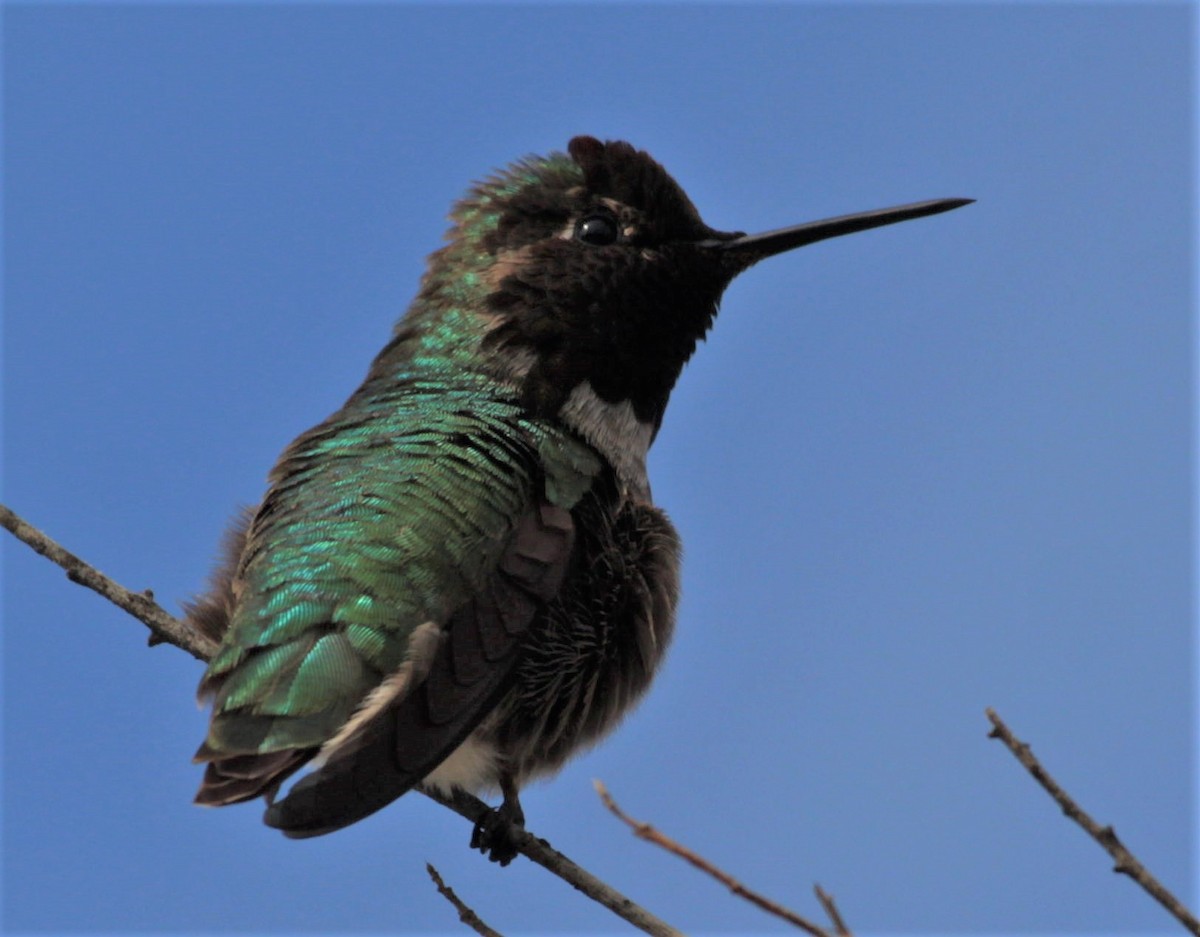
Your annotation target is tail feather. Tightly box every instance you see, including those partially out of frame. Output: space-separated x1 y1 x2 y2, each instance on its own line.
194 749 314 807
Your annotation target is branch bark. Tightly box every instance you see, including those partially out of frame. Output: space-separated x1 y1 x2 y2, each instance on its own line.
986 708 1199 936
1 500 680 937
427 864 504 937
0 504 218 661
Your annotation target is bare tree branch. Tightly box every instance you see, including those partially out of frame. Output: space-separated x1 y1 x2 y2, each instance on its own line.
985 708 1199 936
0 503 218 661
1 501 681 937
595 779 850 936
422 785 683 937
426 863 504 937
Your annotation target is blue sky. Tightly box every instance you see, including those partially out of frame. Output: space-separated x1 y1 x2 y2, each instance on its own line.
3 3 1194 935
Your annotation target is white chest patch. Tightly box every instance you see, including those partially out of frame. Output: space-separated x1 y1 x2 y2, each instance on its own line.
559 381 655 502
422 734 500 795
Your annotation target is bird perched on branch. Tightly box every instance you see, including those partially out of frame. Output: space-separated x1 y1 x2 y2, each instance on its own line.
187 135 970 863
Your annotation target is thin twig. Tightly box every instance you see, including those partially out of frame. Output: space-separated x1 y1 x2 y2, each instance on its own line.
813 885 851 937
985 708 1199 936
426 864 504 937
0 503 218 661
422 785 682 937
1 501 681 937
594 780 850 936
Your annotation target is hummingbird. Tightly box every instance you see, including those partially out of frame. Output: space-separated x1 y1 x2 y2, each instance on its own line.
187 136 970 863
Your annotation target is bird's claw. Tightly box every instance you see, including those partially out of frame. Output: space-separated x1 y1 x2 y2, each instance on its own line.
470 797 524 866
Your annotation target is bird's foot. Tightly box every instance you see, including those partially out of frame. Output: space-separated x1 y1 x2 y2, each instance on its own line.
469 777 525 866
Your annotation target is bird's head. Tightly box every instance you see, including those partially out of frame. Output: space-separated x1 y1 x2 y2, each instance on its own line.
421 136 970 430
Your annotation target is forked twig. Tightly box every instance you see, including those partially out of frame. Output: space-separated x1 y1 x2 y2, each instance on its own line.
595 779 851 936
986 708 1199 935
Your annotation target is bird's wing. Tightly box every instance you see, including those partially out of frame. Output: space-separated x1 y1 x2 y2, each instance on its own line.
193 388 600 831
262 499 576 836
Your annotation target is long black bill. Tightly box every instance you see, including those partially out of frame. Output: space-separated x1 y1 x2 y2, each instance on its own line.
706 197 973 271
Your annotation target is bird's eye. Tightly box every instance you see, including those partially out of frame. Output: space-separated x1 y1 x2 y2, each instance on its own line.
574 213 620 246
